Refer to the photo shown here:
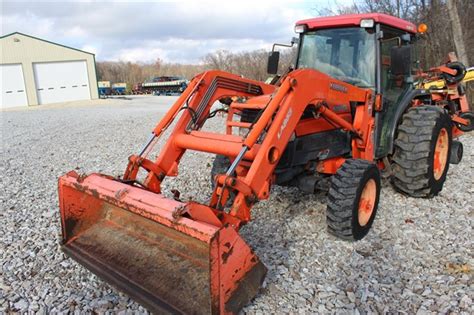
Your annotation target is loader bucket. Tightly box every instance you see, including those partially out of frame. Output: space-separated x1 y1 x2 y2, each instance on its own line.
58 171 266 314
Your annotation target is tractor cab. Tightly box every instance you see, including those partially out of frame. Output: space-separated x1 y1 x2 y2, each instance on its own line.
295 14 418 159
269 13 419 158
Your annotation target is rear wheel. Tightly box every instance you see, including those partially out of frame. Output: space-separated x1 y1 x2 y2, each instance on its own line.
326 159 381 241
391 106 452 198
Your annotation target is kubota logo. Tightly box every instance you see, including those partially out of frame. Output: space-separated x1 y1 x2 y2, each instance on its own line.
330 82 348 93
278 108 293 139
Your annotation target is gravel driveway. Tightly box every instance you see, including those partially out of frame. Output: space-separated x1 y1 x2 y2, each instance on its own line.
1 96 473 314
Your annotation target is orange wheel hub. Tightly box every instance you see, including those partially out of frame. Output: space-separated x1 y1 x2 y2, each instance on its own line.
358 179 376 226
433 128 448 180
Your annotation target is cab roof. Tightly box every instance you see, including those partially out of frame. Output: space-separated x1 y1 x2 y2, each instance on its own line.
296 13 417 34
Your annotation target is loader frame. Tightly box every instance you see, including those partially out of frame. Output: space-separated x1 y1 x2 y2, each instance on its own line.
123 69 375 228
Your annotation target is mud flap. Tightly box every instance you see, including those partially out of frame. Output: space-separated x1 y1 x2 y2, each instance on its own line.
58 172 266 314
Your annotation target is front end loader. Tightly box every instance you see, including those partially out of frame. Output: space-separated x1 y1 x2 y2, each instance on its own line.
58 13 472 313
60 68 376 313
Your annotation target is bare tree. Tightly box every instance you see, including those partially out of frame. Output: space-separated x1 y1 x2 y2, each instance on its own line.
203 50 235 72
447 0 469 66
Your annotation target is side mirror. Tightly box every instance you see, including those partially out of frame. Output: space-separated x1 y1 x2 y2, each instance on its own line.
267 51 280 74
390 45 412 75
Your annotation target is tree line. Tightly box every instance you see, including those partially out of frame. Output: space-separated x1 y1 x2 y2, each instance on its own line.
97 0 471 102
96 49 295 86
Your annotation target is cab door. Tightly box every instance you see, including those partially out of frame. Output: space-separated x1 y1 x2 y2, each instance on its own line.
374 26 414 158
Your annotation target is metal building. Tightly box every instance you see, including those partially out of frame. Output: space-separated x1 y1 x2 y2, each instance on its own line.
0 32 98 108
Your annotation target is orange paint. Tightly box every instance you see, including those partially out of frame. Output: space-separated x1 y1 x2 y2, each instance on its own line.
316 157 346 174
433 128 449 180
358 179 376 226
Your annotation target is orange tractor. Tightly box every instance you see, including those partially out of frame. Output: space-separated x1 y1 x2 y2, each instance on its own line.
58 13 472 313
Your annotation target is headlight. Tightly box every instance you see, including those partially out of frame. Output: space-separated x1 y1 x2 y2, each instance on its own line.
294 24 307 33
360 19 374 28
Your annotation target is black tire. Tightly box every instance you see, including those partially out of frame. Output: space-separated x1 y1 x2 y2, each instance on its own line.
449 140 463 164
442 62 466 84
326 159 381 241
457 112 474 132
392 106 452 198
210 155 235 204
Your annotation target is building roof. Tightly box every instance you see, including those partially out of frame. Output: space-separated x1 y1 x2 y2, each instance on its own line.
0 32 95 55
296 13 417 34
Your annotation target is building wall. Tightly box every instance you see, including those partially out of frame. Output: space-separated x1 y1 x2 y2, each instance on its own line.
0 33 98 105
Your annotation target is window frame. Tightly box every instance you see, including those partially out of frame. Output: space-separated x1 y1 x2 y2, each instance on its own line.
295 27 377 88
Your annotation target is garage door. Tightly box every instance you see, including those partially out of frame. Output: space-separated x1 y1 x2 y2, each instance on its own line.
33 60 91 105
0 64 28 108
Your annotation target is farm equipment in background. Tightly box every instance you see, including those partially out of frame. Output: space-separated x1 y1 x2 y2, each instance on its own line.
58 13 472 314
131 83 145 95
466 67 474 83
141 76 189 95
422 64 474 89
111 82 127 95
99 81 128 96
416 56 473 138
98 81 111 97
420 64 474 114
112 77 190 96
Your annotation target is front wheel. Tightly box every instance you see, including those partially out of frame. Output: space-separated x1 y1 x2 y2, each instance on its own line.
326 159 381 241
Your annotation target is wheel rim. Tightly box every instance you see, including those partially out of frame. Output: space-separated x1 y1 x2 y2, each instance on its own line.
433 128 449 180
358 179 376 227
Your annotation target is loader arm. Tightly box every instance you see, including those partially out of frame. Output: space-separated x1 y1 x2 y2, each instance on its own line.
124 71 275 190
125 68 371 226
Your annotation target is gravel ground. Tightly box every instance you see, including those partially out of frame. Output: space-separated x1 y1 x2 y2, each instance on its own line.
1 96 473 314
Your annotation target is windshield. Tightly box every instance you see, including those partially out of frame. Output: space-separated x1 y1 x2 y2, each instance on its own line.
297 27 376 88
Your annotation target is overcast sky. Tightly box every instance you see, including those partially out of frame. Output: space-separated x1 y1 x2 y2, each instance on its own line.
1 0 353 63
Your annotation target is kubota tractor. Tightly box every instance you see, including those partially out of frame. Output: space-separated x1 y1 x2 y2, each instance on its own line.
58 13 472 314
